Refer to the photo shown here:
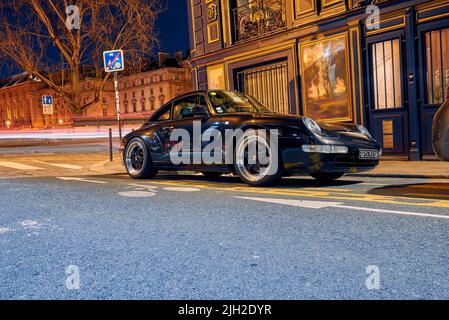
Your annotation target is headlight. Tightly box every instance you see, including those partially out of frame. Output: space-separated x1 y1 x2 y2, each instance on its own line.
357 124 373 139
303 117 322 135
302 145 349 154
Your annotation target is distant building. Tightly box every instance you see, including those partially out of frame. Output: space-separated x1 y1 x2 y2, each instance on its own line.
118 52 192 114
0 52 192 129
50 77 116 125
0 72 43 129
0 72 116 129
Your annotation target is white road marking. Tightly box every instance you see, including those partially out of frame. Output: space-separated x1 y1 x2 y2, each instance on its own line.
0 227 15 234
336 205 449 220
20 220 42 230
0 161 44 170
56 177 107 184
33 160 83 170
163 187 200 192
236 196 449 220
236 197 342 209
118 191 156 198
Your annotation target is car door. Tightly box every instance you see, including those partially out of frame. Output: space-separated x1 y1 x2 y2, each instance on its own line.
157 93 222 168
145 102 174 165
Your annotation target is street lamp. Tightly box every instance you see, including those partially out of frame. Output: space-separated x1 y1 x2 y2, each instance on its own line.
5 120 11 129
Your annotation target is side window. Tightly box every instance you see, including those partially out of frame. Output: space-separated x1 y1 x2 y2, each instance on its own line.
151 104 172 122
172 95 198 120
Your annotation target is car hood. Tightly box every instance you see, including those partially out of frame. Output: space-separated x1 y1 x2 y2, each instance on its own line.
239 113 373 144
249 113 366 135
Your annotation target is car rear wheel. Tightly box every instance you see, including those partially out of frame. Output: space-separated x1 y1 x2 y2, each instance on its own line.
124 138 158 179
234 129 282 187
310 172 345 182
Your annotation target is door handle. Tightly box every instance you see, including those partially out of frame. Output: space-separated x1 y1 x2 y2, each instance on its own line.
162 126 174 131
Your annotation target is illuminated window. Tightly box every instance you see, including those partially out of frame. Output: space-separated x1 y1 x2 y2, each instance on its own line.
237 62 289 114
426 28 449 104
371 39 402 109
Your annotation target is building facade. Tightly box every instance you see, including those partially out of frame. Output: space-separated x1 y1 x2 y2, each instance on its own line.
187 0 449 160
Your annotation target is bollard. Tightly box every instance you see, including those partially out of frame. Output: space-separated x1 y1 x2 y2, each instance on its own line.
109 128 113 162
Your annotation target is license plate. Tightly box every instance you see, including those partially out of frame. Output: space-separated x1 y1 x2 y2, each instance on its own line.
359 149 379 160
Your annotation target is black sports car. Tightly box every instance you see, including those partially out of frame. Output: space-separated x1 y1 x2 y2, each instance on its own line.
122 90 381 186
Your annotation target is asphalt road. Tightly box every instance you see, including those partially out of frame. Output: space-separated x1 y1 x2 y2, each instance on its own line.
1 147 449 299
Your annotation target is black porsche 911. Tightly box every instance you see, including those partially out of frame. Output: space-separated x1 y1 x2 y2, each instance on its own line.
122 90 381 186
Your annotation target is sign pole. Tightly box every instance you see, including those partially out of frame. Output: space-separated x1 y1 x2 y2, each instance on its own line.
114 72 123 142
104 49 125 142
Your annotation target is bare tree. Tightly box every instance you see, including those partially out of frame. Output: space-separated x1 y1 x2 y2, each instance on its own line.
0 0 161 115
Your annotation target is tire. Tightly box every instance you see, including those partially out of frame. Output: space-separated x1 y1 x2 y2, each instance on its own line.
201 172 223 179
124 138 158 179
234 129 282 187
310 172 345 182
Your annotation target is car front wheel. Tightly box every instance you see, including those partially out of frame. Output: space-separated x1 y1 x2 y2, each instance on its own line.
234 130 282 187
124 138 158 179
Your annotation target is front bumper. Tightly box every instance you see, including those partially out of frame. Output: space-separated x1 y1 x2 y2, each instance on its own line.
281 145 380 175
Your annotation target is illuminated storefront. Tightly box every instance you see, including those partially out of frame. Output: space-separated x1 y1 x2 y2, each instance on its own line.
187 0 449 159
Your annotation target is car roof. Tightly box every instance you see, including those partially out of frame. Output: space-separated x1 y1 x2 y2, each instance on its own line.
165 89 234 103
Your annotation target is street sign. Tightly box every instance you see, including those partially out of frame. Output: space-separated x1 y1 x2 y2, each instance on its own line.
103 50 125 73
42 95 54 115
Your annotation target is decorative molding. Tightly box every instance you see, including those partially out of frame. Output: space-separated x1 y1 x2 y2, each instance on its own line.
207 21 220 44
365 15 406 36
207 2 218 23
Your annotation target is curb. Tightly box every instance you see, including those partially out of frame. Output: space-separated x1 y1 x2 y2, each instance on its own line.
88 160 124 175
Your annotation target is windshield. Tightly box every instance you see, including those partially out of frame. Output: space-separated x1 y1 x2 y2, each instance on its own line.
207 90 274 114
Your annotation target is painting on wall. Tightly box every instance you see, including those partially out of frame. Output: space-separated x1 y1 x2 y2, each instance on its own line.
299 33 352 121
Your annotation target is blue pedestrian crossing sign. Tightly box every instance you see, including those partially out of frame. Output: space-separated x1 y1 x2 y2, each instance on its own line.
42 95 53 115
103 50 125 73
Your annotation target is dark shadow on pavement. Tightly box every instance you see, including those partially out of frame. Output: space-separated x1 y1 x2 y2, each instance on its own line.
368 182 449 201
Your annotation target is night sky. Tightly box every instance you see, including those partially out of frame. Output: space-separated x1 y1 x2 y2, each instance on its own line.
0 0 190 78
158 0 190 55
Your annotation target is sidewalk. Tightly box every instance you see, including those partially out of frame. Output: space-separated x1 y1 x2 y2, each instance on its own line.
89 158 449 179
348 160 449 179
